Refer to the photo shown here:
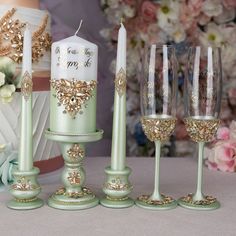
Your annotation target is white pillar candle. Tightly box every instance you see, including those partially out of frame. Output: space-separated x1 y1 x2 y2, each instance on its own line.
51 34 98 82
50 24 98 134
18 25 33 171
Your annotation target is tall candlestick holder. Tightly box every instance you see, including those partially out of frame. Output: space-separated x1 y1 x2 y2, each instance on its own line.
45 129 103 210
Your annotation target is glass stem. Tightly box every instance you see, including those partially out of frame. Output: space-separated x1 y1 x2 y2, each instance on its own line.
193 141 205 201
150 140 162 201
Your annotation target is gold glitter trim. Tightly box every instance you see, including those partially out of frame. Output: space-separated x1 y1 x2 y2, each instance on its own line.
12 177 39 191
104 177 131 191
106 195 129 201
141 116 176 142
0 8 51 63
21 71 33 100
51 79 97 118
180 194 217 205
137 194 174 205
67 144 84 161
15 197 37 203
114 68 126 96
184 117 220 142
67 171 81 185
55 187 93 199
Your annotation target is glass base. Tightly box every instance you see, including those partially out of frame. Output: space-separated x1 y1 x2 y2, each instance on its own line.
178 193 220 210
135 194 177 210
100 196 134 208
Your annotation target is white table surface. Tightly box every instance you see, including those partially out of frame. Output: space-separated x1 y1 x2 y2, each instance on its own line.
0 157 235 236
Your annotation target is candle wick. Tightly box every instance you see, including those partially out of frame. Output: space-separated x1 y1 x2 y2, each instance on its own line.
120 17 124 25
74 20 83 36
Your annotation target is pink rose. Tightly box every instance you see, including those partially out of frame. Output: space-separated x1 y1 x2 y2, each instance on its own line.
141 1 158 23
206 140 236 172
217 127 230 140
223 0 236 9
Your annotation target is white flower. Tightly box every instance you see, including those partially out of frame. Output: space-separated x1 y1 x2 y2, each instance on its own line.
107 0 119 9
169 24 186 43
123 5 135 18
221 44 236 77
199 23 224 47
0 56 15 74
0 72 5 86
0 84 16 103
202 0 223 17
157 0 180 31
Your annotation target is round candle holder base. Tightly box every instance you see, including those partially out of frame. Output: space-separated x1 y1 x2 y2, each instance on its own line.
45 129 103 211
48 186 99 210
7 167 43 210
135 195 177 210
100 166 134 208
178 193 220 210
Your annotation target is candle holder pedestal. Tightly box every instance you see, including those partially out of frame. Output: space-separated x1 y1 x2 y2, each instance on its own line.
45 129 103 210
100 166 134 208
7 167 43 210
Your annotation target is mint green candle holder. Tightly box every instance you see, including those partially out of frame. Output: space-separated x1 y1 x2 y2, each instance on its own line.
45 129 103 210
100 166 134 208
7 167 43 210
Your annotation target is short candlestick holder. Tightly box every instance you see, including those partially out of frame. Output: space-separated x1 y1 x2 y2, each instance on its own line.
100 167 134 208
7 167 43 210
45 129 103 210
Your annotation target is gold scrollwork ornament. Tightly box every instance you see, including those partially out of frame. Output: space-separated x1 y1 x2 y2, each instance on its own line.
114 68 126 97
51 79 97 119
67 144 84 160
21 71 33 101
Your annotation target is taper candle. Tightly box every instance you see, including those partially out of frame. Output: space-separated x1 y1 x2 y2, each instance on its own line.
18 25 33 171
111 22 127 171
50 22 98 134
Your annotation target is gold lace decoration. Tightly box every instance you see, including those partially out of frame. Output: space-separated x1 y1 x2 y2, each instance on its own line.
12 177 38 191
21 71 33 100
51 79 97 119
184 117 220 142
55 187 93 199
114 68 126 96
180 194 217 205
0 8 51 63
67 144 84 160
104 177 131 191
141 116 176 142
67 171 81 185
137 194 174 205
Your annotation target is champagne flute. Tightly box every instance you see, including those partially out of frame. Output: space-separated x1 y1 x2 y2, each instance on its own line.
178 46 222 210
135 45 178 210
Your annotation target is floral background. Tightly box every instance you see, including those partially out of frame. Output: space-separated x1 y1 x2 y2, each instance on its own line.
99 0 236 159
1 0 236 168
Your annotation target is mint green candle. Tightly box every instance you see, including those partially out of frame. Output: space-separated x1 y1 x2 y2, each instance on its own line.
111 23 127 171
